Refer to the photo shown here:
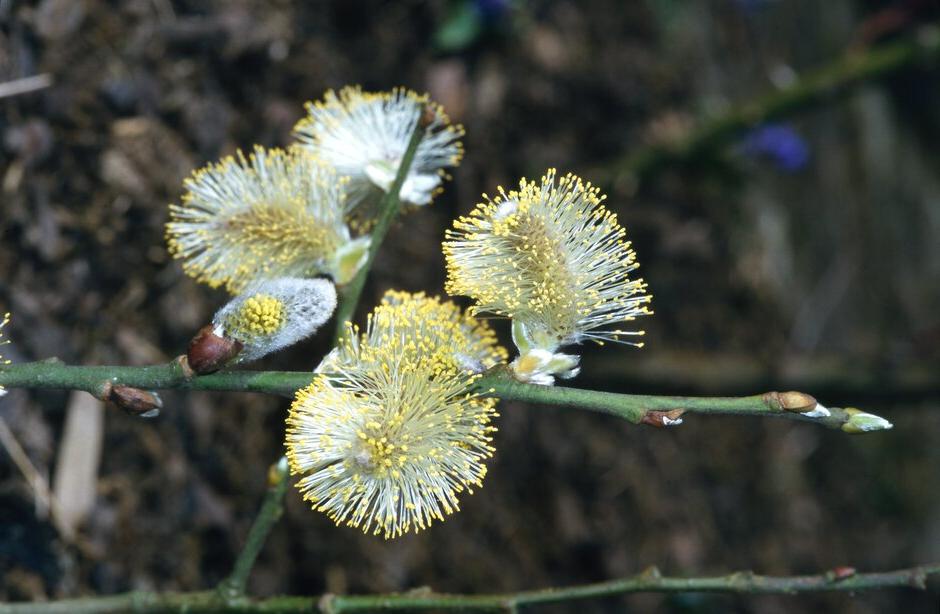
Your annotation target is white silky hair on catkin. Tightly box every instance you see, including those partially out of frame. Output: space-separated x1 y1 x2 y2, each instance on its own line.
212 277 337 362
294 87 464 209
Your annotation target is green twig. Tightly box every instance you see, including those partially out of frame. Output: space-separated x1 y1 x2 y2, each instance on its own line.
0 564 935 613
478 370 877 432
0 358 311 398
610 23 940 191
332 107 428 344
0 361 890 433
217 457 291 602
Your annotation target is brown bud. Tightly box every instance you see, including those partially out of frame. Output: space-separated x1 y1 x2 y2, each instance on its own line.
186 325 242 374
779 391 817 412
418 104 436 129
108 385 162 418
764 390 817 413
641 409 685 428
829 566 856 581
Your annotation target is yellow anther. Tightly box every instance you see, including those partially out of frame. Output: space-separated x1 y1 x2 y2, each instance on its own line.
284 290 501 540
226 294 285 338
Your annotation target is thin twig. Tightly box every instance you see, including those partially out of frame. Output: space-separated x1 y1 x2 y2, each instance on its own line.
332 106 428 344
608 23 940 191
478 369 872 431
0 564 935 613
0 359 308 398
0 74 53 99
216 457 290 602
0 361 890 433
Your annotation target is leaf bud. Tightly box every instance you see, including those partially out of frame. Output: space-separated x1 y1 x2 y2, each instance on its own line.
841 408 893 434
641 409 685 427
107 385 163 418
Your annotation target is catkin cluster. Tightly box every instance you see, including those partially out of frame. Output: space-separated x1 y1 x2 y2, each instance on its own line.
166 86 652 538
167 86 464 293
170 87 464 371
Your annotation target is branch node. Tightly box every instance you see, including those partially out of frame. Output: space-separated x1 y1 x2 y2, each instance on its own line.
640 565 662 580
728 570 756 590
97 380 113 400
176 354 195 380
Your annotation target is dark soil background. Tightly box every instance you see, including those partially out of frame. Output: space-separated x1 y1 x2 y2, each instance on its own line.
2 1 939 612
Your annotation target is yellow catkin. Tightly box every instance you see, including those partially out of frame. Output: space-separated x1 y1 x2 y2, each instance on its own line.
166 146 356 293
293 86 465 218
285 291 506 539
443 168 652 350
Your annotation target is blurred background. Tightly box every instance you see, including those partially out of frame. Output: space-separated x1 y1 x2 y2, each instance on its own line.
1 0 939 612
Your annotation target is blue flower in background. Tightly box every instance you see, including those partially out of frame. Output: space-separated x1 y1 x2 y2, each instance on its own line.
474 0 511 20
740 123 810 172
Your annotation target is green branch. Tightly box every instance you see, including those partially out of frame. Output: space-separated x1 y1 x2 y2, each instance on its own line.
478 370 887 432
0 358 311 398
611 23 940 190
0 361 891 433
333 107 428 344
217 458 290 602
0 564 935 613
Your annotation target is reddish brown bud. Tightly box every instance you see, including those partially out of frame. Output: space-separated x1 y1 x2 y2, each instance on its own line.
108 385 162 418
186 325 242 374
418 104 436 129
641 409 685 428
829 566 856 581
